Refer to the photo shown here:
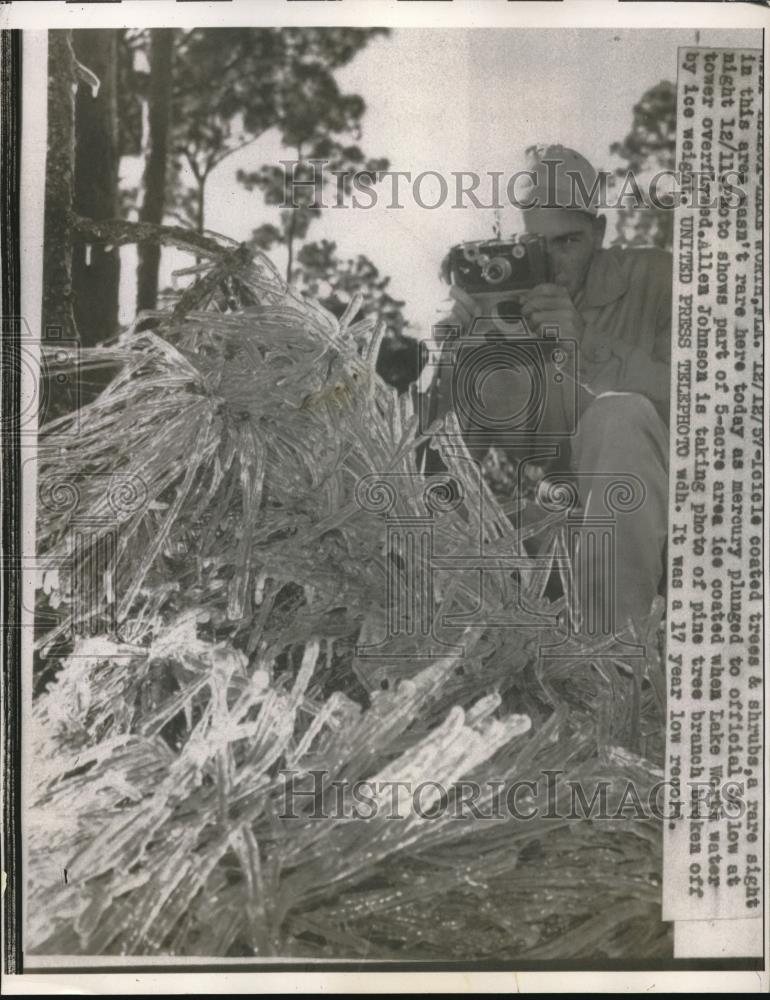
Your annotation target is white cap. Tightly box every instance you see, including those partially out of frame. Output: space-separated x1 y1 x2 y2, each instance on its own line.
520 143 601 215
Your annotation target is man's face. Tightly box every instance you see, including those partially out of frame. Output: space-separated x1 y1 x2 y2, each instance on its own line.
523 208 605 298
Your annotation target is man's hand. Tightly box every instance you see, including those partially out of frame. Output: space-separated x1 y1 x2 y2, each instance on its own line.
521 283 586 340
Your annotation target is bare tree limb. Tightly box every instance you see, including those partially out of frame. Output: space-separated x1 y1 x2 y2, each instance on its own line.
210 129 266 171
69 212 239 260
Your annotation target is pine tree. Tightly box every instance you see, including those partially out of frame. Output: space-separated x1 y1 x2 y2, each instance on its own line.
31 226 669 961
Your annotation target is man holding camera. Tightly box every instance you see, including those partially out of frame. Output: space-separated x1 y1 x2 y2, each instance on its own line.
426 144 672 637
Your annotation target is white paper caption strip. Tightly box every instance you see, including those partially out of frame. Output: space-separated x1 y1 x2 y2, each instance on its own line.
663 46 764 959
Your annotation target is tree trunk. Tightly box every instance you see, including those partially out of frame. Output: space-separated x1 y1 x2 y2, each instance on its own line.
43 31 76 342
137 28 174 312
71 30 120 347
42 31 78 419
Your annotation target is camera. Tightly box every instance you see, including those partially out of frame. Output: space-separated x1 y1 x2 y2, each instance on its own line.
448 235 551 331
421 234 577 465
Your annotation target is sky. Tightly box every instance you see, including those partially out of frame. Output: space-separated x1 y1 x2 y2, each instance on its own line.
123 27 762 337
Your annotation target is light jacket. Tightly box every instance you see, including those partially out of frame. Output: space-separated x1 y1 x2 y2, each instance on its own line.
574 244 672 426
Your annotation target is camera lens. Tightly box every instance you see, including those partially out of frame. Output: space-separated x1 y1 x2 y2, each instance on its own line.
481 257 512 285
